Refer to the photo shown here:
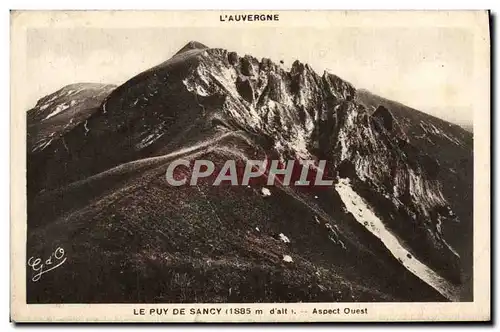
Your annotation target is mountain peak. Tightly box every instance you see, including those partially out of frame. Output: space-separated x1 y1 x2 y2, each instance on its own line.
174 41 209 55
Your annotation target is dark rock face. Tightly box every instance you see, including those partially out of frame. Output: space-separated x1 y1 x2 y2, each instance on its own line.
240 56 255 76
357 89 473 299
372 105 394 131
236 76 254 103
421 154 441 179
228 51 238 65
336 160 357 179
26 41 472 304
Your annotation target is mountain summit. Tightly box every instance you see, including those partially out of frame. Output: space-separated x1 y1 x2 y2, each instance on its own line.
26 42 473 303
174 40 209 55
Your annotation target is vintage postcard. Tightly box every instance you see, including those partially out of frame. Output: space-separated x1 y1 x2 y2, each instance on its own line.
10 10 490 322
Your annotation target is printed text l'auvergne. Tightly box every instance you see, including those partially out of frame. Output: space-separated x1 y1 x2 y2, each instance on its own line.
220 14 280 22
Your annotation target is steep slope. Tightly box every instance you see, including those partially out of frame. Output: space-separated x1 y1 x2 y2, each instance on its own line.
26 42 471 303
173 46 462 285
356 90 473 299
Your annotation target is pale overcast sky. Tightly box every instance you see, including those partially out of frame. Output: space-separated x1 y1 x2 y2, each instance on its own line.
27 27 473 126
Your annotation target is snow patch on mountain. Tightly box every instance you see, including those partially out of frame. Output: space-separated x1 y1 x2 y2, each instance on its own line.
44 103 70 120
335 177 460 301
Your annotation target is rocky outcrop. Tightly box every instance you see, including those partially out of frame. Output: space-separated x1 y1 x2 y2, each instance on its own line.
235 76 254 103
227 51 238 65
240 56 255 76
372 105 394 131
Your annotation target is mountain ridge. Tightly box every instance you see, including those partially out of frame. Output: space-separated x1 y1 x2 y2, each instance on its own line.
26 41 472 303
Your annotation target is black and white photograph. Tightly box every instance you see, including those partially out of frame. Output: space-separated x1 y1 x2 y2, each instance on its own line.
10 10 490 322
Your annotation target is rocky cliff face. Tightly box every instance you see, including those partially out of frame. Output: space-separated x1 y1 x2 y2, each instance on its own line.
356 89 473 298
149 44 462 281
26 41 472 303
